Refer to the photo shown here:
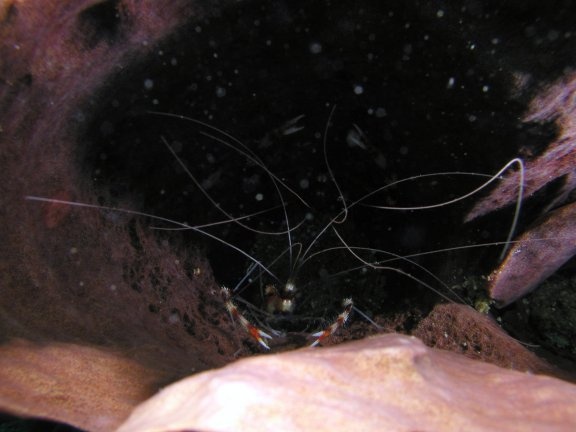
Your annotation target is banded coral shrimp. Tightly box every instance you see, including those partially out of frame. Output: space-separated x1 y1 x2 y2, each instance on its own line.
26 101 529 354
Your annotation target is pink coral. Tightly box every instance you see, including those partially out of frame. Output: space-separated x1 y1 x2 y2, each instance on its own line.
467 74 576 306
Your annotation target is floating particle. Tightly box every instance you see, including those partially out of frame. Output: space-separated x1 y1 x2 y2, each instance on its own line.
375 107 387 118
144 79 154 90
100 121 114 135
353 84 364 95
309 42 322 54
547 30 560 41
347 125 367 149
447 77 456 89
255 193 264 201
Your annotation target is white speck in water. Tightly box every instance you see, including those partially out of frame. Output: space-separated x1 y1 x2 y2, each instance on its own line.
468 114 477 122
215 86 227 98
70 247 78 255
482 85 489 93
110 284 117 291
75 111 86 122
353 84 364 95
255 193 264 201
436 10 445 18
152 99 159 105
305 212 314 221
168 312 180 324
170 140 183 153
309 42 323 54
547 30 560 41
144 79 154 90
195 26 202 33
100 122 113 137
447 77 456 89
299 178 310 189
160 189 166 195
375 107 387 118
347 126 367 149
170 57 178 66
79 281 85 287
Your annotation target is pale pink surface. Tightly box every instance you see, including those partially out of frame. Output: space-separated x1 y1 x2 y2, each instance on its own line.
118 334 576 432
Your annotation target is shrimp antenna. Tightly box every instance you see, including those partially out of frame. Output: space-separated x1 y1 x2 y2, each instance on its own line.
323 105 349 224
363 158 525 261
161 136 300 237
331 227 467 305
147 110 310 208
289 105 349 277
24 196 281 284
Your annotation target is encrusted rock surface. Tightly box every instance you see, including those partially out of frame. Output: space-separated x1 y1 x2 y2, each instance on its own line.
118 334 576 432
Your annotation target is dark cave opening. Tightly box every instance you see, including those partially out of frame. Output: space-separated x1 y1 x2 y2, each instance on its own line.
70 0 566 351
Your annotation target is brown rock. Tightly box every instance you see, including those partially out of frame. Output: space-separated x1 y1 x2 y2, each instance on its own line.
0 1 246 429
466 73 576 222
0 339 165 431
414 303 559 375
488 201 576 306
118 334 576 432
